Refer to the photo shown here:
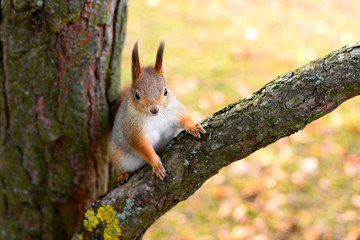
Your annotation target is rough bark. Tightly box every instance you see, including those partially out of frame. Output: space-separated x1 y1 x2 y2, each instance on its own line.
78 41 360 239
0 0 127 239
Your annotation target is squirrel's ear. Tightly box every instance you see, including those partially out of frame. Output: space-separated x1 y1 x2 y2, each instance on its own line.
132 42 141 86
155 42 165 74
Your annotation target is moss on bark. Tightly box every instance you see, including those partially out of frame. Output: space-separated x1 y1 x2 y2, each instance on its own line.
0 0 127 238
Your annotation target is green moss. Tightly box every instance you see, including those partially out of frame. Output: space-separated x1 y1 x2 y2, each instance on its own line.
106 0 128 102
286 94 305 108
68 0 83 13
12 0 29 11
31 0 43 9
210 142 224 151
91 0 110 25
44 0 82 32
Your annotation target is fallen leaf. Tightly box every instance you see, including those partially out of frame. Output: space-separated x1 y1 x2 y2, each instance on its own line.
309 144 324 157
350 195 360 209
218 204 232 219
291 171 305 187
300 157 318 174
297 210 312 227
214 186 231 198
232 205 247 222
343 226 360 240
252 235 268 240
217 229 231 240
242 183 262 201
231 225 254 239
303 228 320 240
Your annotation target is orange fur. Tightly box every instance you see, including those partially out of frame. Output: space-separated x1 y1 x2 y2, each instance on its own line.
155 42 165 74
109 141 125 174
129 66 169 116
129 131 166 179
179 113 206 139
120 84 131 102
117 172 130 182
109 42 205 181
132 42 141 86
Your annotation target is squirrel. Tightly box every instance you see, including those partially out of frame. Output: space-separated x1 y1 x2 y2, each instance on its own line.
109 42 206 181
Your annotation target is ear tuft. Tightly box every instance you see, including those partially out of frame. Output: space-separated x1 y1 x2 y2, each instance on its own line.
155 41 165 74
132 41 141 86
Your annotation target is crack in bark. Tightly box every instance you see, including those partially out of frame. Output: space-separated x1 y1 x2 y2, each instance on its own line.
0 40 10 144
0 175 9 215
85 78 94 146
54 32 66 125
106 0 121 88
106 0 127 103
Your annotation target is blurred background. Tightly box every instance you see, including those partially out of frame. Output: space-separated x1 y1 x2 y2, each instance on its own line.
121 0 360 239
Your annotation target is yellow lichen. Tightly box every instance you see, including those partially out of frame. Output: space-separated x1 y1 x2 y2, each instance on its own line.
104 219 122 240
83 209 100 232
83 205 122 238
96 205 117 224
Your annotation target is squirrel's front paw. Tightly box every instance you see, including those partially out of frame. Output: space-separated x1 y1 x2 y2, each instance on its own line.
152 159 167 180
185 123 206 139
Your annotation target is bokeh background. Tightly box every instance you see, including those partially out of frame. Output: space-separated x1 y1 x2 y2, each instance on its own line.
121 0 360 239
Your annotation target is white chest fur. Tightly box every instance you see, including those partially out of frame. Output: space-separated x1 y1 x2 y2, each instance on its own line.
144 113 181 152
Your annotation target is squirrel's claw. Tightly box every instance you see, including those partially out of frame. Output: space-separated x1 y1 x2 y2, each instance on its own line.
152 160 167 180
197 123 206 134
117 172 130 182
186 123 206 139
114 172 132 187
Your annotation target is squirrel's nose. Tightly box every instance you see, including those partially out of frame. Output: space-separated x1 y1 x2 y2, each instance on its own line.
150 108 159 115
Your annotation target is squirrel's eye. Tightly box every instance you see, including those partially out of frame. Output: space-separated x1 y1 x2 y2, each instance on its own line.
135 92 141 100
164 88 168 96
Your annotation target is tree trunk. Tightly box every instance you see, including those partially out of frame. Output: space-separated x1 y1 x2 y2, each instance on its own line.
77 41 360 239
0 0 127 239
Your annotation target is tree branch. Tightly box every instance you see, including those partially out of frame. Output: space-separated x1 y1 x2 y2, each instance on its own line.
79 41 360 239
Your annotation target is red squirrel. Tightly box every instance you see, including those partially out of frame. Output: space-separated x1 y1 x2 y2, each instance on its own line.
109 42 206 181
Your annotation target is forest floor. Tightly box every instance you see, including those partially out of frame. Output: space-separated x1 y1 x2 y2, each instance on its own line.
121 0 360 239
